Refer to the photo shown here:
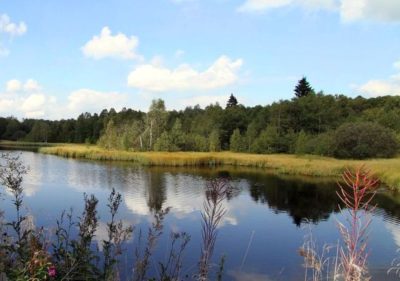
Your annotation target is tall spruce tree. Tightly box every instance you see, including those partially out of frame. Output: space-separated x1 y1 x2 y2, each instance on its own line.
226 94 238 108
294 77 313 98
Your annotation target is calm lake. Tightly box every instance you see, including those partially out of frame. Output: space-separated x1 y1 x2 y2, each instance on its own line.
2 150 400 280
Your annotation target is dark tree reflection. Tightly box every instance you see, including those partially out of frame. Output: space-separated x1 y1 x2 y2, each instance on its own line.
248 175 343 226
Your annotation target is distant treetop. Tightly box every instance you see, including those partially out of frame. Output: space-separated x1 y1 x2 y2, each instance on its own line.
226 94 238 108
294 77 314 98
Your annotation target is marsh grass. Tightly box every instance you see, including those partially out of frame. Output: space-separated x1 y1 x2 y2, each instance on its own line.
299 224 340 281
40 144 400 190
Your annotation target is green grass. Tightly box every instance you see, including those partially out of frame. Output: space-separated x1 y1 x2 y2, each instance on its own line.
0 140 60 149
38 144 400 191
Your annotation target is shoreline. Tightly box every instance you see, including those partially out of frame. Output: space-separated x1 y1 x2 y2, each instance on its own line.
35 144 400 191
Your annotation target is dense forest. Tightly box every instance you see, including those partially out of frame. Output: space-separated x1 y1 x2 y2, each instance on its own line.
1 78 399 159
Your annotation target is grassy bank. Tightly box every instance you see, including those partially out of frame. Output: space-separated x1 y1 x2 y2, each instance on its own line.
0 140 58 148
39 144 400 190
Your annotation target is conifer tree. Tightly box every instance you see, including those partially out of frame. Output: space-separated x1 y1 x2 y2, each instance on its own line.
226 94 238 108
294 77 313 98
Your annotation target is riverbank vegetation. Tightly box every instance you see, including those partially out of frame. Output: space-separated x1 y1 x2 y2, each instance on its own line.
39 144 400 190
1 78 400 159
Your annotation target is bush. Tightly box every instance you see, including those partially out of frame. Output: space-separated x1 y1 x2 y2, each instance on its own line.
332 122 399 159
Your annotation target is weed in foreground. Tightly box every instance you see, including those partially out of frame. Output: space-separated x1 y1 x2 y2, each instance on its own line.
336 166 379 281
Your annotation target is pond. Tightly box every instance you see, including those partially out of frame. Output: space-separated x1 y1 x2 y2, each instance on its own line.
1 151 400 280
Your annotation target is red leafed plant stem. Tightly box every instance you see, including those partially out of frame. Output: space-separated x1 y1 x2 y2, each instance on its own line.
336 166 379 281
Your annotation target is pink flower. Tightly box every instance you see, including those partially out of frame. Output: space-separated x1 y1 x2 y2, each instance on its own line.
48 265 56 277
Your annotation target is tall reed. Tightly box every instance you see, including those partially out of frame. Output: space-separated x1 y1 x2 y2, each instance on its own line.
198 178 233 281
336 166 379 281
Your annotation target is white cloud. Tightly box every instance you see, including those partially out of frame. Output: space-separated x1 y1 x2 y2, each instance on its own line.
82 26 140 60
393 60 400 70
0 80 128 119
170 0 196 4
5 79 41 93
21 94 46 113
0 14 27 36
127 55 243 92
237 0 337 13
24 79 41 92
238 0 400 22
357 78 400 96
67 89 128 114
6 79 22 92
356 61 400 96
340 0 400 22
238 0 293 12
0 98 15 112
0 93 56 119
174 49 185 58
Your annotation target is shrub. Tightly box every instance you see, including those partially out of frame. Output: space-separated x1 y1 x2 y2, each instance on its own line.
332 122 399 159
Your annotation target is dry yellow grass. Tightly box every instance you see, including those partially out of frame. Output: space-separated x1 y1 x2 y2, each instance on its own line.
38 144 400 190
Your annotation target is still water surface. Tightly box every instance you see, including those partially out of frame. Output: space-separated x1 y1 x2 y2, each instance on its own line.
2 151 400 280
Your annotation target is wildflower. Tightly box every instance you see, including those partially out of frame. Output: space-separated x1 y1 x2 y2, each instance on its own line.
48 265 56 277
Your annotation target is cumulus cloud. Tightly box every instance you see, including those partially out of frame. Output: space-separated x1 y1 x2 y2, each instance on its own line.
24 79 41 92
0 14 27 36
6 79 41 93
127 55 243 92
6 79 22 92
356 61 400 96
1 79 50 118
238 0 294 12
0 93 56 119
82 26 141 60
237 0 337 13
340 0 400 22
357 77 400 96
238 0 400 22
21 94 46 113
0 80 128 119
67 89 128 114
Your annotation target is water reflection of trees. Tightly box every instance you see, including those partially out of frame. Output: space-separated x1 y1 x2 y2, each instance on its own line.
63 160 400 226
248 175 342 226
145 170 166 212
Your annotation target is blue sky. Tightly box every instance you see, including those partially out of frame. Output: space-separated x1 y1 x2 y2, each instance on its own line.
0 0 400 119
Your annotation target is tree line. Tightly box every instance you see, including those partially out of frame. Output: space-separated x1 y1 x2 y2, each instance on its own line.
1 78 399 159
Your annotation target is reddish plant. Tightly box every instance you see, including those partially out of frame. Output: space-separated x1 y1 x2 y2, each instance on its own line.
198 178 233 281
336 166 379 281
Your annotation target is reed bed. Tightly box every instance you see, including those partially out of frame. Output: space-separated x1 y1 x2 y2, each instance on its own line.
38 145 400 191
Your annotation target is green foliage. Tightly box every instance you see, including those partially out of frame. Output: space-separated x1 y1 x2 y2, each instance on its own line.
154 132 178 152
147 99 169 150
245 121 258 152
209 129 221 152
295 130 311 155
2 91 400 159
186 134 208 151
25 121 49 142
250 126 280 153
229 128 246 152
333 122 399 159
169 118 185 150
